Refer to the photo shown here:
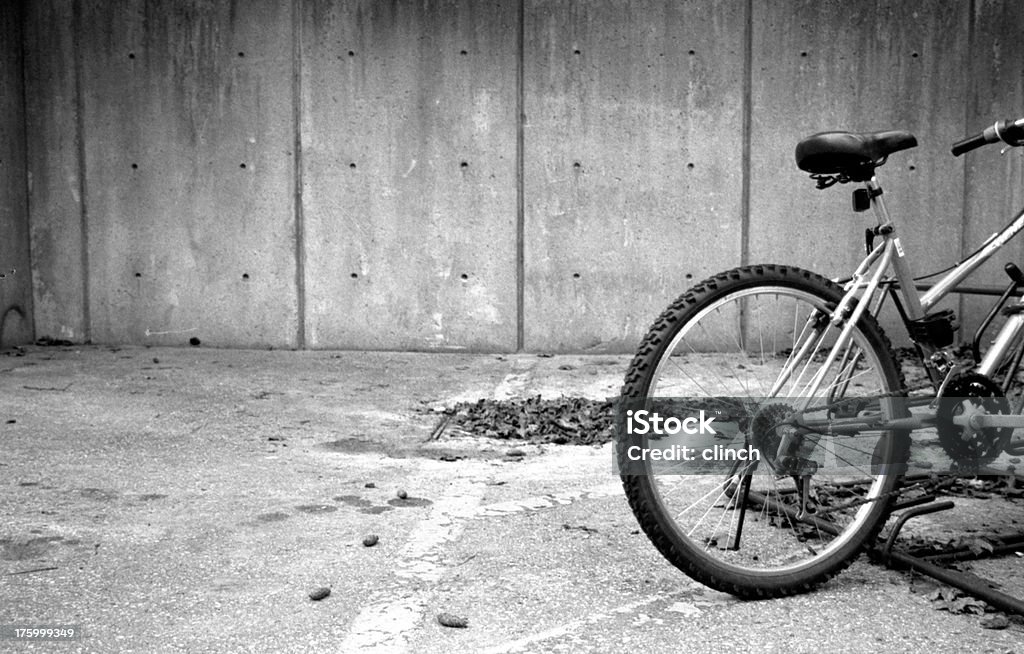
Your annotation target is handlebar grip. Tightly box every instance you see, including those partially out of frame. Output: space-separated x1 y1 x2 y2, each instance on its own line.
951 131 990 156
951 120 1013 156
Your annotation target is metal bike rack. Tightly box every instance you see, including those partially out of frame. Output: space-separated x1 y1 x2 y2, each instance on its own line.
872 482 1024 617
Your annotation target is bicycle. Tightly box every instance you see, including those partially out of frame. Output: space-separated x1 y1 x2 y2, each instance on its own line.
617 117 1024 598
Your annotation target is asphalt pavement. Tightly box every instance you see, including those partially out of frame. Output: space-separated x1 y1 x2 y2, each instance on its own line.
1 345 1023 653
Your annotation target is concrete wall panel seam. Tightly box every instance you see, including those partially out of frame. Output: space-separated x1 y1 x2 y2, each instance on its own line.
17 0 35 338
739 0 753 267
72 0 91 343
516 0 525 352
292 0 307 349
955 0 977 333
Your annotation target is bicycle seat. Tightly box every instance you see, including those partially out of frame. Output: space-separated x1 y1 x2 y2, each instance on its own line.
795 130 917 181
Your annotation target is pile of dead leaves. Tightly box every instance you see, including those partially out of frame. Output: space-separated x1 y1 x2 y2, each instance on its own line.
443 396 615 446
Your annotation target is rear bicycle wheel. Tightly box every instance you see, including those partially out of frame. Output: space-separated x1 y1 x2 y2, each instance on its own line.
618 264 909 598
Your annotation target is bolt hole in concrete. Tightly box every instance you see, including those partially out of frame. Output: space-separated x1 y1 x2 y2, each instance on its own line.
242 273 250 280
240 163 247 169
460 273 468 280
573 49 581 55
350 273 358 279
238 51 244 57
459 49 468 55
573 162 581 170
572 273 580 279
347 50 355 57
349 162 356 169
131 163 138 169
460 161 469 169
128 52 135 59
688 49 696 55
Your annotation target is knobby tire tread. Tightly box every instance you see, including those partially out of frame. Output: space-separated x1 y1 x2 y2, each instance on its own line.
619 264 910 599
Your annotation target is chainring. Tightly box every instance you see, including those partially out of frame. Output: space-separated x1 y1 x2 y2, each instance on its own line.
936 372 1013 470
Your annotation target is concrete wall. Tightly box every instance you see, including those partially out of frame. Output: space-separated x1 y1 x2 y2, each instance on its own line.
13 0 1024 352
0 0 33 348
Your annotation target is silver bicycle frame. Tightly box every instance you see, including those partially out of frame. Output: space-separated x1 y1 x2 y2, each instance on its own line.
867 177 1024 379
801 176 1024 414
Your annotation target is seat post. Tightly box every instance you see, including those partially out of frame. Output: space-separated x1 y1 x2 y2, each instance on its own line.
867 177 925 321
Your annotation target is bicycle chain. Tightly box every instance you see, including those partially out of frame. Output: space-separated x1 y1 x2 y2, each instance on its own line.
821 379 936 418
778 378 953 517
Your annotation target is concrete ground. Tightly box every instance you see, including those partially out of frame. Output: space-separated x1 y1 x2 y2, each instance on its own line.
1 345 1023 653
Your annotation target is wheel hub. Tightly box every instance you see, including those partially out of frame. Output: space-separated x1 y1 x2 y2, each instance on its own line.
750 403 818 476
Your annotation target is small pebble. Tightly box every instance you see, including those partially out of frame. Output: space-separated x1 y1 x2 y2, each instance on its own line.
308 587 331 601
437 612 469 628
396 489 408 500
363 534 379 547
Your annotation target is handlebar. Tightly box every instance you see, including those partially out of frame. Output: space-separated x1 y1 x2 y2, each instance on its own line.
951 117 1024 156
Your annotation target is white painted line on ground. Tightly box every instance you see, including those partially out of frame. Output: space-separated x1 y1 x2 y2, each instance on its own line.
478 594 672 654
340 476 487 652
470 482 623 518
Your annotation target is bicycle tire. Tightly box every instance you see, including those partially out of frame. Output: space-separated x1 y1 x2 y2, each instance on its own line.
618 264 910 598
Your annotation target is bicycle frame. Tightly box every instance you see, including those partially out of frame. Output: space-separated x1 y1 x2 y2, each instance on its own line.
790 174 1024 435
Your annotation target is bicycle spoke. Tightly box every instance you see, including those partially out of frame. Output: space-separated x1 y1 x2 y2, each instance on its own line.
627 279 903 585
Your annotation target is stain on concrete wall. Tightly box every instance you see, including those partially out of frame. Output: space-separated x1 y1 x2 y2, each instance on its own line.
13 0 1024 351
24 0 85 343
301 0 518 351
523 0 746 352
0 0 34 347
73 0 299 347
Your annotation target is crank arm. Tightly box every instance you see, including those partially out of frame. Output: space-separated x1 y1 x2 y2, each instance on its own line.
954 413 1024 429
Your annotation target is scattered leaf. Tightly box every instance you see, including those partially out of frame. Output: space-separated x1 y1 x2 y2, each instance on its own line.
980 614 1010 630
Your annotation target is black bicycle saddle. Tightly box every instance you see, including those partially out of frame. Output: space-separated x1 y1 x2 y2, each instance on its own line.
795 130 917 181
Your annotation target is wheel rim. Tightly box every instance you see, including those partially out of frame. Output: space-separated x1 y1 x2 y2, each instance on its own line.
636 285 899 577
